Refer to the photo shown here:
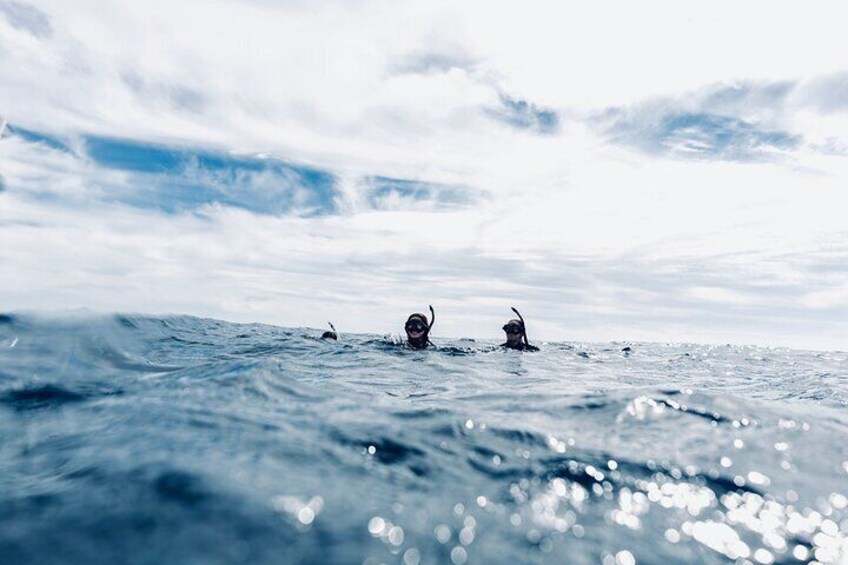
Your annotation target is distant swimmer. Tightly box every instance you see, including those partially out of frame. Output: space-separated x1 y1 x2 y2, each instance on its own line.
405 306 435 349
321 322 338 340
502 307 539 351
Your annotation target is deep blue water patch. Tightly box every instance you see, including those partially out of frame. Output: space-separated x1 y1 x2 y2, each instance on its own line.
0 384 86 411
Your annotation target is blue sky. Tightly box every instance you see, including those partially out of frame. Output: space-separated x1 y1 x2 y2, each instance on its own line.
1 0 847 349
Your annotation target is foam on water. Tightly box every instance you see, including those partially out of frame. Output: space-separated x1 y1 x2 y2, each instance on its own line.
0 314 846 564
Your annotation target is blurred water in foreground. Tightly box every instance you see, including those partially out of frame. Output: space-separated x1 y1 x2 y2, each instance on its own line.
1 314 846 564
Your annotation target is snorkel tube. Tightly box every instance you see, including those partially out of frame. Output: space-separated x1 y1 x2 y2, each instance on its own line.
427 305 435 346
328 321 338 338
511 306 532 349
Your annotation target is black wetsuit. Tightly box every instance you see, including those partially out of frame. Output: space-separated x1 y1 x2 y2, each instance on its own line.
407 337 431 349
501 342 539 352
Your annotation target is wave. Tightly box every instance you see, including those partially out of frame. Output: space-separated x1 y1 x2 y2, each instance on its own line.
0 313 846 564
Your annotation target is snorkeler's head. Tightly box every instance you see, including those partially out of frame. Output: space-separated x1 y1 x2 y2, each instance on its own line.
503 318 526 346
503 319 523 333
503 319 524 335
405 306 435 348
405 313 429 339
322 322 338 340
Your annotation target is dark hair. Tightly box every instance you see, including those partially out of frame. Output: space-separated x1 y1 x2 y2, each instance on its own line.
406 313 429 326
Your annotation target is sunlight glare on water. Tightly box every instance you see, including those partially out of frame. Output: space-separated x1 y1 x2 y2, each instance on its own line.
0 314 846 564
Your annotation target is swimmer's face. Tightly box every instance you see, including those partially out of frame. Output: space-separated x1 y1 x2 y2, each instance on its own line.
503 322 523 343
405 319 427 340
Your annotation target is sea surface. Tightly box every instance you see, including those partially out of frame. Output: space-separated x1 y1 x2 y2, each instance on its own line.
1 314 847 565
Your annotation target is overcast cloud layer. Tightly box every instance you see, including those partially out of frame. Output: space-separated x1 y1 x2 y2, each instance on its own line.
2 0 847 350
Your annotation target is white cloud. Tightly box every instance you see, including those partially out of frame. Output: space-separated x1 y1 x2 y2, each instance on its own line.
801 285 848 309
687 287 759 306
1 0 848 350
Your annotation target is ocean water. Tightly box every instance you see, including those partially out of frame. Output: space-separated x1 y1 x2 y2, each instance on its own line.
1 314 846 565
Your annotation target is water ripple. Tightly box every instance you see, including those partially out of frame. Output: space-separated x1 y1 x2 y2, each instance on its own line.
0 314 846 564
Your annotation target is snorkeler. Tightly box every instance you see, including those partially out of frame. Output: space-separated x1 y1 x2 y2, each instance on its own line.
321 322 338 340
502 307 539 351
404 306 435 349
